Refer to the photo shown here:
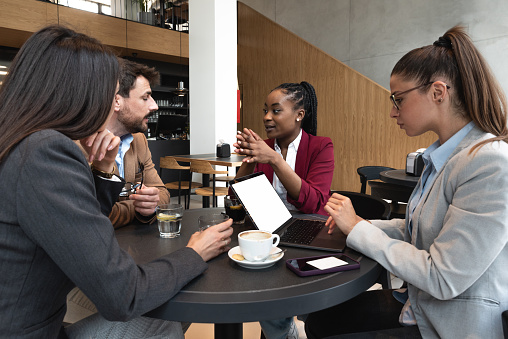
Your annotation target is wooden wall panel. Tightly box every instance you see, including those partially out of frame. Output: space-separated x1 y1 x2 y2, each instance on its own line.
127 21 181 57
238 3 435 192
58 6 127 49
0 0 55 33
0 0 187 63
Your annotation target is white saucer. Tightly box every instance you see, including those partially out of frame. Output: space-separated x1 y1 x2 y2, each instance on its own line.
228 246 284 269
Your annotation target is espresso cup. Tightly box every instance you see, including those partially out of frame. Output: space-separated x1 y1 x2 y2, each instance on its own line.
238 230 280 262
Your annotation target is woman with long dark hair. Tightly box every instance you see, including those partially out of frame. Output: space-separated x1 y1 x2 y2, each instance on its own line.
305 25 508 339
0 25 232 339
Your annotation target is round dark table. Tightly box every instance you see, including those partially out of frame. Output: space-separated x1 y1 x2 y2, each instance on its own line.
380 169 419 188
115 208 384 339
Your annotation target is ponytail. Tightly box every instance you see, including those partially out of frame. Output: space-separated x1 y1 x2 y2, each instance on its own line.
392 25 508 151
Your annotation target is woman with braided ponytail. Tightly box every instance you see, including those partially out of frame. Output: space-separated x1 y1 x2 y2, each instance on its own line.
234 81 334 216
305 25 508 339
234 82 333 339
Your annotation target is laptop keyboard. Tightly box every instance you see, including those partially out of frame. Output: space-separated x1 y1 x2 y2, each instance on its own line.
280 219 324 245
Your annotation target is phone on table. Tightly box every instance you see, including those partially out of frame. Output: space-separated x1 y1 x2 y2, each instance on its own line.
286 253 360 277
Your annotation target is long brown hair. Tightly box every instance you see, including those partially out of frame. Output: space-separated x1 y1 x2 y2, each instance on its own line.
391 25 508 151
0 25 119 163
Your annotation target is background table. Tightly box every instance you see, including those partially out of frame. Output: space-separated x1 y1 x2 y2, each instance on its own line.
168 153 245 207
169 153 245 167
116 208 385 339
371 169 419 217
380 169 419 188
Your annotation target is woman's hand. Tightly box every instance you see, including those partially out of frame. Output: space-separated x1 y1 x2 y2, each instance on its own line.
324 193 364 236
80 130 120 173
234 128 277 164
187 218 234 262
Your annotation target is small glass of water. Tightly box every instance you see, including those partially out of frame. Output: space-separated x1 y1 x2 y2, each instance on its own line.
198 213 229 232
155 204 184 238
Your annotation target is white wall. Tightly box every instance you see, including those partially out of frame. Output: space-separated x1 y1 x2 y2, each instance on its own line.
239 0 508 95
189 0 238 155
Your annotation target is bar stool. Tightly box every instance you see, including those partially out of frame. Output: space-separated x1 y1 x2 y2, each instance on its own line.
160 157 202 209
190 160 229 207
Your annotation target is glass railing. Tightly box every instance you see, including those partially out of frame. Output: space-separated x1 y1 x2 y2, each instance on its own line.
41 0 189 32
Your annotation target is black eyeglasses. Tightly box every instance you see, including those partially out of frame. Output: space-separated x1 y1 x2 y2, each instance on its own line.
119 163 144 197
390 82 450 110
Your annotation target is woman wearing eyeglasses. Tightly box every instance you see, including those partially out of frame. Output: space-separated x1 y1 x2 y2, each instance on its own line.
304 26 508 338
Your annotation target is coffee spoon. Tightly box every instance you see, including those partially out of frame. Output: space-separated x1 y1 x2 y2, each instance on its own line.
252 249 287 262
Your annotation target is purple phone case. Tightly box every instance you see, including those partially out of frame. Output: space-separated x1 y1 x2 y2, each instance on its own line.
285 253 360 277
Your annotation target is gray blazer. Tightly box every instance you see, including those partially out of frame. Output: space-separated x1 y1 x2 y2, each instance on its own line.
348 126 508 338
0 130 208 338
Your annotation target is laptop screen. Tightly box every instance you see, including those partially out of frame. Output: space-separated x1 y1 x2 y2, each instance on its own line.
230 172 292 233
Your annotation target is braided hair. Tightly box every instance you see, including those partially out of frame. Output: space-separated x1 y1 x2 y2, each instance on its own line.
272 81 318 136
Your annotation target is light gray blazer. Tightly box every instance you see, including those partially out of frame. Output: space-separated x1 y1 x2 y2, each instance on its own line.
348 126 508 338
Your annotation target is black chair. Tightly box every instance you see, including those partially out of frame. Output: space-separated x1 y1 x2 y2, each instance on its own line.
357 166 395 194
331 190 390 220
503 310 508 338
331 190 392 289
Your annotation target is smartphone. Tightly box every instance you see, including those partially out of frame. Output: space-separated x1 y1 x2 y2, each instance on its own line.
286 254 360 277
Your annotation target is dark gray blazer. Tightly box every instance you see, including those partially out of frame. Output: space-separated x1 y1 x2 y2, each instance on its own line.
0 130 207 338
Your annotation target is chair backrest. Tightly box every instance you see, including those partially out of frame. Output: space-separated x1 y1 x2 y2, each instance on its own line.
190 160 228 175
160 157 189 171
502 310 508 339
331 190 391 220
357 166 396 194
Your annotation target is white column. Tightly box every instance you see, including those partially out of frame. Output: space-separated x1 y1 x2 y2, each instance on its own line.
188 0 238 155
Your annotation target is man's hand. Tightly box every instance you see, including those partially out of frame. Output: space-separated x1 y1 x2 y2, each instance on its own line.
129 185 160 216
187 219 234 261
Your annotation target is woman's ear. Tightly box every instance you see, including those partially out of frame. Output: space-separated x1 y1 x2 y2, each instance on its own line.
296 109 305 122
432 81 448 103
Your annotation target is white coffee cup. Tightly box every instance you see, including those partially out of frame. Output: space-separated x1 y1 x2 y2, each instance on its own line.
238 230 280 262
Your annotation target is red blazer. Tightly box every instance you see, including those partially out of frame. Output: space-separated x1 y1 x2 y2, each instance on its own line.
255 130 334 215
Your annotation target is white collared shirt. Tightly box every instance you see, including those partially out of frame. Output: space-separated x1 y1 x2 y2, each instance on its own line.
273 129 302 211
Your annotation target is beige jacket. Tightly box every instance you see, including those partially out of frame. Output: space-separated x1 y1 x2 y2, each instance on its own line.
110 133 170 228
78 133 170 228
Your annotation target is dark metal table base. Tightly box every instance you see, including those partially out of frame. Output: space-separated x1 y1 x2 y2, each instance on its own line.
215 323 242 338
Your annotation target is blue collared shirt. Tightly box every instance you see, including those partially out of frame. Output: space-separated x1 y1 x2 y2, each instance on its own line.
407 121 475 235
115 134 134 178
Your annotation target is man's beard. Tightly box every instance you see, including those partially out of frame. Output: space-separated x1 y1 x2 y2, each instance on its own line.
118 108 150 134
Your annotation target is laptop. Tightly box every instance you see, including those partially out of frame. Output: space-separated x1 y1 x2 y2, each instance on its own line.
229 172 346 252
